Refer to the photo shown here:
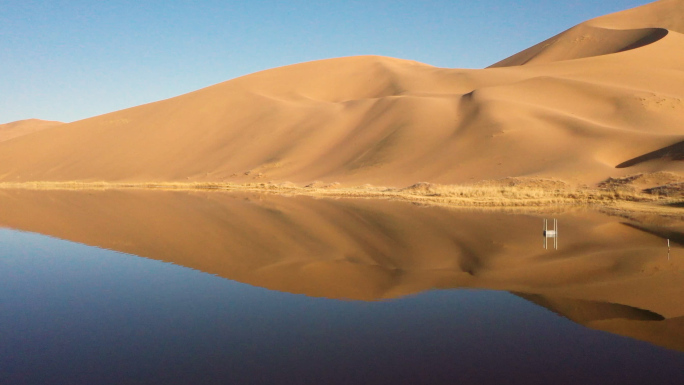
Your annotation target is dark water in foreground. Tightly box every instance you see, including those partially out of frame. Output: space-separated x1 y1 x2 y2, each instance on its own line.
2 228 684 385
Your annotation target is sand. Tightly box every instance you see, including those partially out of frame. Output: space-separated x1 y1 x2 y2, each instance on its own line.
0 119 62 143
0 0 682 188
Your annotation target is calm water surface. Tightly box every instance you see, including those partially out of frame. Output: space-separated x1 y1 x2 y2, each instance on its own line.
0 191 683 384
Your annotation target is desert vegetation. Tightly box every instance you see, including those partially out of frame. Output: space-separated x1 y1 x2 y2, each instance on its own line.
1 173 681 216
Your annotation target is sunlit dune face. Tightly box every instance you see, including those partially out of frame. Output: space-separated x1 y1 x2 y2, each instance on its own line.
0 1 683 187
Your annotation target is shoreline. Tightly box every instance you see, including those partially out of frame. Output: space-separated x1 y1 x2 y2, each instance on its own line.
0 180 682 217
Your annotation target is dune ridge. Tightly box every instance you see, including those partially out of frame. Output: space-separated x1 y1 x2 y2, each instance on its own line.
0 119 63 143
0 1 683 189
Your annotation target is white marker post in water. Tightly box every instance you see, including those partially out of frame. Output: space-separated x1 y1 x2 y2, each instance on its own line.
543 218 558 250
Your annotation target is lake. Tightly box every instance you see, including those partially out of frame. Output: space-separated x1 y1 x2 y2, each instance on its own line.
1 190 683 384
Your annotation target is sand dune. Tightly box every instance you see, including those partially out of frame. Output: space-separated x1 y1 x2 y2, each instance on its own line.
0 190 682 350
491 0 684 67
590 0 684 31
0 119 62 143
489 26 669 68
0 1 682 187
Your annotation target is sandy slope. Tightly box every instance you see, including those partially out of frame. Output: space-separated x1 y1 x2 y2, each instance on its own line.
0 190 682 350
0 119 62 143
0 1 683 187
489 0 684 67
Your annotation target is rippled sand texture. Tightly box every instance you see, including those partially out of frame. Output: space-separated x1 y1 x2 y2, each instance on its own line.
0 1 683 187
0 190 682 350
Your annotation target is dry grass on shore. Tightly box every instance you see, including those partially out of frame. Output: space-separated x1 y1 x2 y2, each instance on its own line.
0 177 681 215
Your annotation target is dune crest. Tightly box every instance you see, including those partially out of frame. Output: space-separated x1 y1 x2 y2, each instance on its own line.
489 26 668 68
0 119 63 143
590 0 684 32
0 1 682 187
490 0 684 67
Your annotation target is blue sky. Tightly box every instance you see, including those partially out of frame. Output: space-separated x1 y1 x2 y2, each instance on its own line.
1 0 651 123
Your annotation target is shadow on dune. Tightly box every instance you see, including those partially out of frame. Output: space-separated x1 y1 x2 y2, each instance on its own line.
489 26 669 68
514 292 684 352
621 222 684 246
616 140 684 168
616 28 669 53
515 292 665 323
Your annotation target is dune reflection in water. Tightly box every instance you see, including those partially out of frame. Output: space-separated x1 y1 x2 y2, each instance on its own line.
0 190 683 384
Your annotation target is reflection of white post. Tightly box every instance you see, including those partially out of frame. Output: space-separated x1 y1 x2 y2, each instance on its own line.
543 219 558 250
555 219 558 250
544 219 547 250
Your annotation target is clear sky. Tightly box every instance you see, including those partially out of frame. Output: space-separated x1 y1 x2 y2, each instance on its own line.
1 0 651 124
